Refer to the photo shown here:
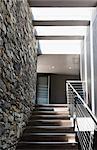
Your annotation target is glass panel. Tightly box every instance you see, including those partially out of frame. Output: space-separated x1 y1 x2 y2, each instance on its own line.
37 75 49 104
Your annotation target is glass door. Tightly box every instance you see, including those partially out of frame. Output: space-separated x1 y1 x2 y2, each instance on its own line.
37 75 50 104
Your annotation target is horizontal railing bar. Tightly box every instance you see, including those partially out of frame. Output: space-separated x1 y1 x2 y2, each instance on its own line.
67 80 85 83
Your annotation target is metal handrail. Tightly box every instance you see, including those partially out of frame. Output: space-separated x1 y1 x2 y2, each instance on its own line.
66 80 86 83
67 81 97 125
66 80 97 150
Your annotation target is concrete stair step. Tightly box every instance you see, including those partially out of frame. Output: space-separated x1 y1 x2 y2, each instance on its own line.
17 148 78 150
30 114 70 120
16 141 78 150
35 107 69 111
28 119 73 126
16 149 77 150
16 104 78 150
35 107 55 111
21 133 76 142
35 104 69 107
32 110 69 115
24 126 74 133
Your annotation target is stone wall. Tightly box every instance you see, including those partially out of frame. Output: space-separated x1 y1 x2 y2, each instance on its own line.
0 0 37 149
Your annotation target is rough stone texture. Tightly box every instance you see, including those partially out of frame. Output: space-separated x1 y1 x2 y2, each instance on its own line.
0 0 37 149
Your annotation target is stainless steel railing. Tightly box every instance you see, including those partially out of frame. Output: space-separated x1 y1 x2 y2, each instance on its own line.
66 81 97 150
66 80 86 101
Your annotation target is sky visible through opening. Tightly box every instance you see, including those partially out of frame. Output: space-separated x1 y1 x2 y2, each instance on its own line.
31 7 95 54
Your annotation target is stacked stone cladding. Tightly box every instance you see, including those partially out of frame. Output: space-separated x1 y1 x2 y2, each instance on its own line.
0 0 37 149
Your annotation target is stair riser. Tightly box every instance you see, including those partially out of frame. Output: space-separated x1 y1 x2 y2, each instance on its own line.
17 143 78 149
28 121 72 126
28 121 61 126
16 149 77 150
35 104 68 107
35 109 54 111
35 107 69 110
32 112 69 115
24 128 74 133
21 135 75 142
30 116 70 120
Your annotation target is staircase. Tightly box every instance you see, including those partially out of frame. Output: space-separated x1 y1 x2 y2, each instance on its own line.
16 104 79 150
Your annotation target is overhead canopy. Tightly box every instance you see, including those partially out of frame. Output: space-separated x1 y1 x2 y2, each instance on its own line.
31 6 95 54
33 20 90 26
36 36 84 40
28 0 97 7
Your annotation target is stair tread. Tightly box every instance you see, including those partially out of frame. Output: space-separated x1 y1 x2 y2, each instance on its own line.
26 126 73 128
23 133 76 136
29 119 72 122
35 104 69 107
28 119 72 124
19 141 78 144
16 104 78 150
35 108 54 111
35 107 69 110
31 114 70 117
32 111 69 114
34 108 69 111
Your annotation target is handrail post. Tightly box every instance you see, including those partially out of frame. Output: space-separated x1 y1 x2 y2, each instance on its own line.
93 129 97 150
73 95 77 129
66 82 69 104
